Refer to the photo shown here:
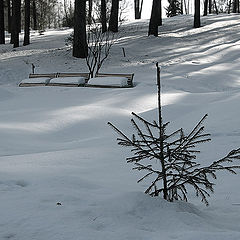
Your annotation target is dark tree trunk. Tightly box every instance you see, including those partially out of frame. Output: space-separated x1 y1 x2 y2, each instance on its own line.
73 0 88 58
109 0 119 32
0 0 5 44
233 0 236 12
12 0 21 47
180 0 183 14
203 0 208 15
228 0 231 13
134 0 143 19
7 0 11 33
158 0 162 26
194 0 201 28
148 0 160 36
32 0 37 30
87 0 92 24
23 0 30 45
233 0 239 12
209 0 212 13
101 0 107 33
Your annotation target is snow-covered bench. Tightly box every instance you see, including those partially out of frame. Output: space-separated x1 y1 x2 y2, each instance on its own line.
19 73 57 87
19 73 90 87
48 73 90 87
86 73 134 88
19 72 134 88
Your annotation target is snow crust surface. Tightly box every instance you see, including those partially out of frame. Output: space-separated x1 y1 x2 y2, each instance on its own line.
20 77 51 84
1 14 240 240
88 77 128 86
49 77 86 84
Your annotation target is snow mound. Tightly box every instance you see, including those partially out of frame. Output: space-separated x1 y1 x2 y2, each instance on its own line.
49 77 86 84
20 77 51 84
88 192 208 233
88 77 128 87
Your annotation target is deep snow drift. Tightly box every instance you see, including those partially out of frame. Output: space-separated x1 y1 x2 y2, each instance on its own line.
0 14 240 240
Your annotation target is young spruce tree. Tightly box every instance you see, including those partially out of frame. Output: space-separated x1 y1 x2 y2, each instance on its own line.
108 63 240 205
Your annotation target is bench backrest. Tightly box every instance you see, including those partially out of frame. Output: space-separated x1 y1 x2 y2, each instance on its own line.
29 72 90 81
29 73 57 78
57 72 90 80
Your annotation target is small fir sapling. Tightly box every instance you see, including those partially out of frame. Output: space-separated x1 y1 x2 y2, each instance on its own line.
108 63 240 205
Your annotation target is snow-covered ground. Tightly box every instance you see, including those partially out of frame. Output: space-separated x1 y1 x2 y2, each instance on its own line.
1 14 240 240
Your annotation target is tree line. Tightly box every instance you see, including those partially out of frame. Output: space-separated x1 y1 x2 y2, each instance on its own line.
0 0 239 47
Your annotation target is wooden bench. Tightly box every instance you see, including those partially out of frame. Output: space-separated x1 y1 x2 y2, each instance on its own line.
47 72 90 87
19 72 90 87
19 73 57 87
88 73 134 88
29 73 57 79
57 72 90 80
19 72 134 88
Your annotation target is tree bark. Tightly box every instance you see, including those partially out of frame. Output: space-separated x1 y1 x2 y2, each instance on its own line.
180 0 183 14
233 0 239 12
101 0 107 33
203 0 208 15
73 0 88 58
228 0 231 13
158 0 162 26
0 0 5 44
32 0 37 30
194 0 201 28
109 0 119 32
7 0 11 33
12 0 21 47
87 0 93 24
148 0 160 36
134 0 143 19
23 0 30 45
209 0 212 13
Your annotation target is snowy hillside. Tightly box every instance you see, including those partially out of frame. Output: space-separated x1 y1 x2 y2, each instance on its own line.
0 14 240 240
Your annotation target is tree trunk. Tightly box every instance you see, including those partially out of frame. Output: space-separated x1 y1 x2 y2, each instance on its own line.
134 0 139 19
180 0 183 14
23 0 30 45
148 0 160 36
12 0 21 47
183 0 188 14
0 0 5 44
134 0 143 19
209 0 212 13
87 0 93 24
109 0 119 32
233 0 239 12
213 0 218 14
158 0 162 26
101 0 107 33
228 0 231 13
203 0 208 15
32 0 37 30
73 0 88 58
7 0 11 33
194 0 201 28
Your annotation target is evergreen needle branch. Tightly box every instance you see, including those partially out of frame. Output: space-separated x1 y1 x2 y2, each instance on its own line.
108 63 240 205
